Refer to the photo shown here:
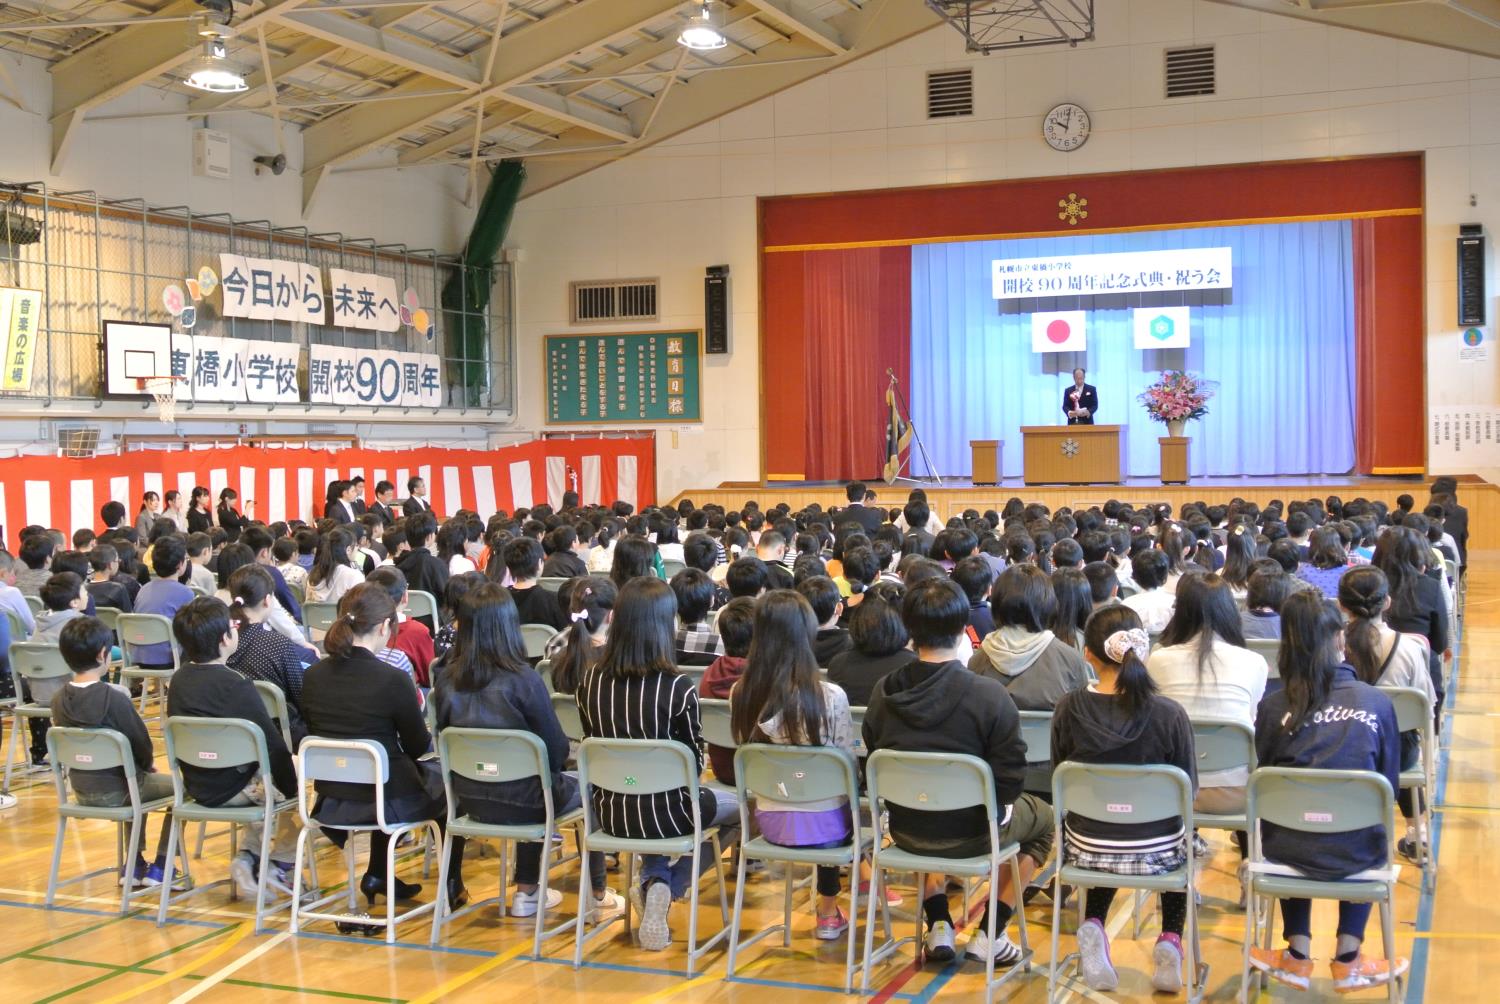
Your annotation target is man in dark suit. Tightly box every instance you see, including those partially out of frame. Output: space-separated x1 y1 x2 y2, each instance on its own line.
840 481 885 535
403 476 433 518
1063 367 1098 425
323 480 356 524
349 476 368 517
368 480 398 527
1430 476 1469 572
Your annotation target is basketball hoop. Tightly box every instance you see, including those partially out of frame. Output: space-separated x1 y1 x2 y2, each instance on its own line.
137 375 184 424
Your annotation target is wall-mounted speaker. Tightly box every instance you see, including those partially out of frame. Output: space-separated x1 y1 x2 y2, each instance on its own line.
1458 223 1485 327
705 265 729 354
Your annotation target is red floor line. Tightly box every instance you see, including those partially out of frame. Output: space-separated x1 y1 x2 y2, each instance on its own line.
868 894 989 1004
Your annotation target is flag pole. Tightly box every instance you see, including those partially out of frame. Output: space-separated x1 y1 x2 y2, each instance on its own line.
886 369 944 488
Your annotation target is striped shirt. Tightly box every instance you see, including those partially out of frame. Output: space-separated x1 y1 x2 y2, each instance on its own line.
576 665 702 840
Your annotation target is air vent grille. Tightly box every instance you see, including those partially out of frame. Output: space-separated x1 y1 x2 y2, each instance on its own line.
927 68 974 118
570 279 659 323
1165 45 1215 98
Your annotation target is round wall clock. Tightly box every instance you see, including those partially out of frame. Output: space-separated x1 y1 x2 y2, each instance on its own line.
1043 102 1090 152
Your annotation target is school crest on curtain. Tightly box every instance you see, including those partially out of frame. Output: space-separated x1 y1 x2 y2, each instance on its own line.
883 380 912 483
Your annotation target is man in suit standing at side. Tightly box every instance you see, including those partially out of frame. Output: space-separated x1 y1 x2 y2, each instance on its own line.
349 476 368 517
368 481 398 527
841 481 885 535
403 476 433 518
1063 367 1098 425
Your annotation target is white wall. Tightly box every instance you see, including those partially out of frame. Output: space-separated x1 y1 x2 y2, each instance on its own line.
0 48 499 454
507 0 1500 496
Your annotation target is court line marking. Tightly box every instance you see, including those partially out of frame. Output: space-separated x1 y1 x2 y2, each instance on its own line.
165 929 292 1004
36 923 246 1004
23 950 403 1002
403 938 532 1004
85 923 251 1004
1407 632 1463 1001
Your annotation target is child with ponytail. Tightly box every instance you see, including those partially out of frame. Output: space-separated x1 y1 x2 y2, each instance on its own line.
1051 604 1198 994
549 576 615 694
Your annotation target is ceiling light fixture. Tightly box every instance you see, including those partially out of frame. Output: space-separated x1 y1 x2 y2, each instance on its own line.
678 0 728 51
184 18 247 93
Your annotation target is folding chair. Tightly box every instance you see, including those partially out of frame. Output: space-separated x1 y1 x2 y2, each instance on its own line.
522 624 558 660
1380 686 1436 891
429 728 586 955
551 693 583 742
1241 767 1403 1004
116 613 180 728
253 680 295 750
301 601 339 643
728 743 890 992
1050 762 1204 1004
573 737 734 976
45 726 176 914
291 738 442 944
158 716 303 931
849 706 867 757
675 665 708 690
661 559 687 580
3 607 28 641
863 750 1034 1002
698 698 734 793
406 589 440 626
4 642 71 789
1246 638 1280 678
23 595 42 616
537 577 569 595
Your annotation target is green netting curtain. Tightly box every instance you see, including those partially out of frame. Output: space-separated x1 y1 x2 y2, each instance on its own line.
441 161 524 406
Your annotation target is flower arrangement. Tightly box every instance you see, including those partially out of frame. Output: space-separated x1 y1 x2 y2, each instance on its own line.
1138 370 1216 423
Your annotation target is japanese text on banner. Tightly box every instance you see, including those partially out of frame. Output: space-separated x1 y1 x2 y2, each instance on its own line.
327 269 401 333
218 254 325 325
308 344 441 407
0 288 42 391
992 247 1233 300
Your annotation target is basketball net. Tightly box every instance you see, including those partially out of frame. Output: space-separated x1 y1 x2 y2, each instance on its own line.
142 376 180 423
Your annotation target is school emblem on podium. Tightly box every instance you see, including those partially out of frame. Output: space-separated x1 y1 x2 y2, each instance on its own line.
1057 192 1089 226
1062 438 1080 457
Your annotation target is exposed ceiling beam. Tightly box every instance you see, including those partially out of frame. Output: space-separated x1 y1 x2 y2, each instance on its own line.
396 105 528 164
500 84 635 141
272 8 483 87
298 0 682 209
518 0 940 197
1207 0 1500 57
739 0 848 53
48 0 313 172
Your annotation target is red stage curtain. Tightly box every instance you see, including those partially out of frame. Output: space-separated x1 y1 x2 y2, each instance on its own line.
1352 216 1425 473
802 246 911 481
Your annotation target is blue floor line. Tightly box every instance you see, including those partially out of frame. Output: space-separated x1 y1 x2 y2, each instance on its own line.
1407 635 1461 1001
0 895 227 930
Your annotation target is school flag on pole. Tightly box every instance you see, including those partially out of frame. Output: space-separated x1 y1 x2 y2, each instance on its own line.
883 378 912 483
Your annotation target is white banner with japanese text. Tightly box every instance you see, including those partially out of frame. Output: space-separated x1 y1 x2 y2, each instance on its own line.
173 335 302 404
307 343 441 408
992 247 1232 300
218 254 326 324
327 269 402 332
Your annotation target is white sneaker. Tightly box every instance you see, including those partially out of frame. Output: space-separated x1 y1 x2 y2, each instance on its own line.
924 920 956 962
1152 935 1185 993
230 852 259 899
586 888 625 925
1076 917 1118 991
509 886 563 918
637 881 672 951
0 792 17 810
964 929 1022 966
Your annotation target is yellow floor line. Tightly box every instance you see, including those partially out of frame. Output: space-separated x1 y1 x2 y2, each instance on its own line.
404 938 532 1004
89 922 252 1004
165 930 292 1004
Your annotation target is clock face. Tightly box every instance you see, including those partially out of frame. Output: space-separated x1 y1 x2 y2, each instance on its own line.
1043 102 1090 152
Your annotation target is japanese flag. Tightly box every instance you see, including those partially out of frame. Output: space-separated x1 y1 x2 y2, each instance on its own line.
1031 311 1087 354
1133 306 1191 350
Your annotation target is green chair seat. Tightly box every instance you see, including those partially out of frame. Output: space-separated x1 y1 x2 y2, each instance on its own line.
58 796 173 822
1250 874 1391 901
1059 864 1192 893
449 806 584 842
740 833 871 868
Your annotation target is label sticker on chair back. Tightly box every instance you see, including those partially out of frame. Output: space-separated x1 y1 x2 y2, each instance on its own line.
624 775 637 787
1107 803 1132 813
1303 811 1333 823
198 751 218 760
74 753 92 764
478 761 498 777
918 791 929 803
334 757 347 768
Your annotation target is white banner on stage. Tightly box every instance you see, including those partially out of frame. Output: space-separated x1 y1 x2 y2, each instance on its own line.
993 247 1232 300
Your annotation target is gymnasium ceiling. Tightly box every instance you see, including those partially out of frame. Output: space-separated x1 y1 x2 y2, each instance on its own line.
4 0 1499 209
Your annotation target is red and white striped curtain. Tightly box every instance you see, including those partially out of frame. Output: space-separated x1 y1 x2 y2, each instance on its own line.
0 437 654 550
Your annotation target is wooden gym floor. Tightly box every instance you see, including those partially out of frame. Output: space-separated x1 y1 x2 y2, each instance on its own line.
0 559 1494 1003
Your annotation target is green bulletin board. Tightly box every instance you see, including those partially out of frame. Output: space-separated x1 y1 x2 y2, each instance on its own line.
545 329 702 424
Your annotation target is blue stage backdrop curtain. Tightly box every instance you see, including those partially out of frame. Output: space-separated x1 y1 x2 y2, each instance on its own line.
908 221 1355 479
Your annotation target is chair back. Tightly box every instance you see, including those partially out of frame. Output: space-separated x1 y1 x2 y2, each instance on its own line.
4 607 28 641
675 665 708 690
1018 709 1052 763
577 737 697 798
735 743 858 811
406 590 440 625
286 580 306 606
705 608 720 629
551 692 583 741
46 727 136 805
849 705 867 756
1190 716 1256 776
164 717 270 801
116 613 178 667
866 749 996 818
297 738 391 828
537 577 568 594
1381 686 1430 735
94 606 123 634
1246 637 1280 675
1052 761 1193 830
698 697 734 748
301 601 340 635
438 728 557 829
24 594 43 615
1444 559 1457 584
521 623 558 659
10 642 73 687
662 559 687 580
253 680 294 748
1247 766 1393 838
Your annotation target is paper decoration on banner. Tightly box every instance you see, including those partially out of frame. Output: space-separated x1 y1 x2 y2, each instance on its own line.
0 288 41 392
172 334 300 404
307 344 441 408
162 285 186 317
218 253 326 325
1132 306 1191 350
197 266 218 296
185 279 201 301
327 269 401 333
400 287 434 340
1030 311 1087 354
179 306 197 329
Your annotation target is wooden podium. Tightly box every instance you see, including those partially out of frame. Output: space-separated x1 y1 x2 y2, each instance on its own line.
1021 425 1124 485
970 440 1002 485
1159 436 1190 484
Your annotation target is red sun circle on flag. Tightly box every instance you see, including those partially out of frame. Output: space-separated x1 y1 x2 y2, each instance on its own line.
1046 319 1072 344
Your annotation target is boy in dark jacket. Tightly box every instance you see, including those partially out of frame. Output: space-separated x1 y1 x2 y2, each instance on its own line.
50 616 183 889
166 597 300 899
864 578 1053 968
797 575 852 666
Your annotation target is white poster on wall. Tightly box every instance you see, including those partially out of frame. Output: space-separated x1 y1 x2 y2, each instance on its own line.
186 334 249 403
327 269 401 333
218 254 326 325
244 340 301 404
308 344 441 407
